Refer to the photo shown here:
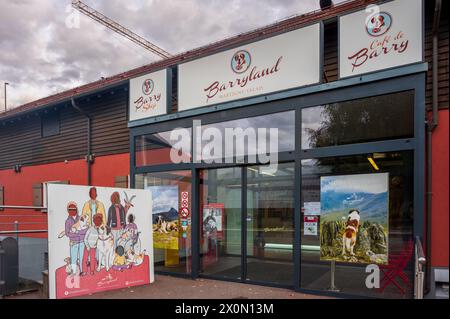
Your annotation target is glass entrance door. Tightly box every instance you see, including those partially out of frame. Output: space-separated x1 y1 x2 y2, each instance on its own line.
199 167 242 279
246 163 295 285
199 163 295 286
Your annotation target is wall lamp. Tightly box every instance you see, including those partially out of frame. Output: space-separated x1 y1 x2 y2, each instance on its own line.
367 157 380 171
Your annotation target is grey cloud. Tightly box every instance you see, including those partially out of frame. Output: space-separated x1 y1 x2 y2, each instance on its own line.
0 0 345 109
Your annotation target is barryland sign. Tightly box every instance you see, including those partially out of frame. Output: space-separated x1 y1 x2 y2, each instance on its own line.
129 69 168 121
178 23 321 111
339 0 423 78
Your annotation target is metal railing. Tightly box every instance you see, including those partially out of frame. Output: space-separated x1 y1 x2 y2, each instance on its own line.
0 222 48 298
414 236 426 299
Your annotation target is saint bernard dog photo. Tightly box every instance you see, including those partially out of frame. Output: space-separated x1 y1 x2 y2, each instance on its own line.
319 173 389 264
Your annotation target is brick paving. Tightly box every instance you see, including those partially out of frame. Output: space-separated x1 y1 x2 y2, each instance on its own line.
5 274 331 299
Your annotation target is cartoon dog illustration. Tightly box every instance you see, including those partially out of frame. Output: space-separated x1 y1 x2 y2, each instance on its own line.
96 225 115 272
342 209 361 256
71 215 88 233
126 249 146 267
64 257 80 276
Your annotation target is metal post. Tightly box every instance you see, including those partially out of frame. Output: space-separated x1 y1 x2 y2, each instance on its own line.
328 260 340 292
415 236 426 299
14 221 19 242
4 82 8 112
0 242 5 298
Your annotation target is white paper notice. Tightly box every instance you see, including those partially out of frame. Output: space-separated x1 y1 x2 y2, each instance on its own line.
304 216 319 236
304 202 321 216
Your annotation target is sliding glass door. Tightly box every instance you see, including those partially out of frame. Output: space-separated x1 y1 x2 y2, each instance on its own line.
199 167 242 279
199 163 294 286
246 163 295 285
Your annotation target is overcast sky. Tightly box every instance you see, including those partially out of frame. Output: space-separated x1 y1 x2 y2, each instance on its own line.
0 0 345 110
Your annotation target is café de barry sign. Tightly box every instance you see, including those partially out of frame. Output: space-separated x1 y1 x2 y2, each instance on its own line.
129 69 168 121
178 23 321 111
339 0 423 78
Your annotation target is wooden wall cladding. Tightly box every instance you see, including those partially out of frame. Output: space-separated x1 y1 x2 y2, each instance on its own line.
0 90 129 170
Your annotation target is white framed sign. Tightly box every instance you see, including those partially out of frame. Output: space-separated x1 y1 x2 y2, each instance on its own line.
47 184 154 299
178 23 322 111
339 0 423 78
129 69 168 121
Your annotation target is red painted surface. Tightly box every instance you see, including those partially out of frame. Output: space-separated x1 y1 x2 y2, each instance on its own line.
55 255 150 299
430 109 449 268
0 153 129 238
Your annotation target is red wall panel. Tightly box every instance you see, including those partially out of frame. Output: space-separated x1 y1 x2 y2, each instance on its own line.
431 109 449 268
0 153 129 238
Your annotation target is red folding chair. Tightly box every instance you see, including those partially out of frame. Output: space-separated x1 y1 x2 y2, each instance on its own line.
378 239 414 294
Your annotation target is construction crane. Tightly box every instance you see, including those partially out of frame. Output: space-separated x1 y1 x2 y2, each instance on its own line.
71 0 172 59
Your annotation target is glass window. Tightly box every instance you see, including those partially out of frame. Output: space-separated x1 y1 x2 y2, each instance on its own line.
135 128 192 167
135 170 192 275
246 163 295 285
301 91 414 149
300 151 414 298
41 112 60 137
200 111 295 162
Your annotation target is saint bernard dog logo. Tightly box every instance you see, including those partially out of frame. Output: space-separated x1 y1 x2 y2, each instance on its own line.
366 12 392 37
133 78 161 112
203 49 282 103
142 79 154 95
347 9 408 73
231 50 251 74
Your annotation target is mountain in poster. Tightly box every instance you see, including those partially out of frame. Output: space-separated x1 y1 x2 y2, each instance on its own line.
320 191 388 225
152 207 178 224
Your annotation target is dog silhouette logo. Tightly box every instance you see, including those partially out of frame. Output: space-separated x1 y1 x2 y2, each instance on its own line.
231 50 251 74
366 12 392 37
142 79 154 95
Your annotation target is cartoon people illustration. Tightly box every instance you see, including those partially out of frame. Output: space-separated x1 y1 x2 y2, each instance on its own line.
83 213 102 275
112 245 131 271
82 187 106 226
107 192 131 245
118 214 141 254
64 201 88 276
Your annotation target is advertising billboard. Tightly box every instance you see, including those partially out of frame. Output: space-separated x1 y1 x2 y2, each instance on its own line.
47 184 154 299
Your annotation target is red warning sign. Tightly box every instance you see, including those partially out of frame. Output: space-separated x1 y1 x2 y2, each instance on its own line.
180 207 190 218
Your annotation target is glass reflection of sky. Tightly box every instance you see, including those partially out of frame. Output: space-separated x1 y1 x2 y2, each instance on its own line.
200 111 295 160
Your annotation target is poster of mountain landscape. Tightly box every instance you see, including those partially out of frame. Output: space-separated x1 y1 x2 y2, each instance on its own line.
147 186 179 250
320 173 389 264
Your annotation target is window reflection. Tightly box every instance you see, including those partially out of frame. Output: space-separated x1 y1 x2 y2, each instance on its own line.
302 92 414 149
200 111 295 162
135 128 192 166
135 171 192 275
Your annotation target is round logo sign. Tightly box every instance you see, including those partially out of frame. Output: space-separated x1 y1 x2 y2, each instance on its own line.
231 50 251 74
142 79 154 95
366 12 392 37
180 207 190 218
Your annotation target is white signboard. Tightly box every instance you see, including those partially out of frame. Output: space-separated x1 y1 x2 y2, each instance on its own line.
178 23 321 111
47 184 154 299
339 0 423 78
129 69 168 121
304 202 321 216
